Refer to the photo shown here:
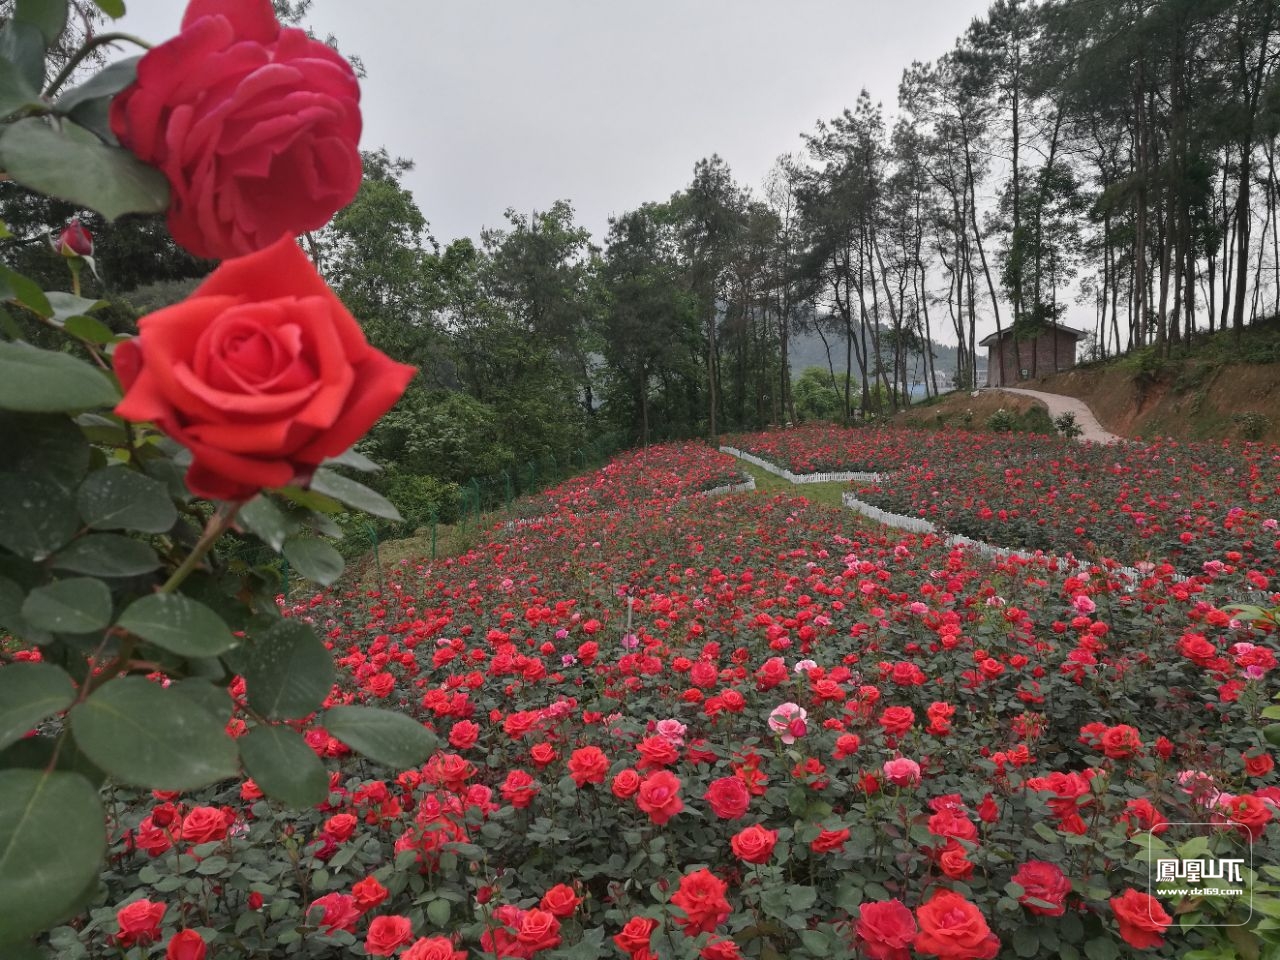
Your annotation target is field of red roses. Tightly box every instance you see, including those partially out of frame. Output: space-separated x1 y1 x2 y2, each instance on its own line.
40 441 1280 959
727 425 1280 577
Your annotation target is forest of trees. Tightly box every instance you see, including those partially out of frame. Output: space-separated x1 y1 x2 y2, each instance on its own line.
4 0 1280 469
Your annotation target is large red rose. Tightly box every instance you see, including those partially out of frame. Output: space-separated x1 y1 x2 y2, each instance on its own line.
402 937 467 960
913 890 999 960
1110 889 1171 950
613 916 658 957
730 824 778 864
110 0 362 259
567 746 610 787
181 806 230 845
855 899 917 960
366 915 414 957
165 929 206 960
115 900 165 948
1011 861 1071 916
114 235 415 501
670 869 731 935
635 770 684 825
704 775 751 820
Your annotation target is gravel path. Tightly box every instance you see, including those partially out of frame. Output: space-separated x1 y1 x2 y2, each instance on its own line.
986 387 1124 443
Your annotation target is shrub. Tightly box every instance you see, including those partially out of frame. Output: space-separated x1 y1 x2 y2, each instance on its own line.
1054 411 1084 439
1234 411 1272 441
986 407 1017 432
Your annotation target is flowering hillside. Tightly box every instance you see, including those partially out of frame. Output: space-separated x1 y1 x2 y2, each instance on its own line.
42 440 1280 959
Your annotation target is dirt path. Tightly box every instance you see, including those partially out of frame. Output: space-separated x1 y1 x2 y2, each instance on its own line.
987 387 1123 443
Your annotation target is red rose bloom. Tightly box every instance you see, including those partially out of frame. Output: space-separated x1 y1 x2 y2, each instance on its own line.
913 889 999 960
1099 725 1143 760
1011 861 1071 916
937 841 974 881
166 929 207 960
855 899 917 960
810 827 850 853
115 900 166 948
308 892 360 934
516 908 562 954
568 746 610 787
635 770 684 825
878 706 916 736
501 769 538 809
114 235 415 501
670 869 731 935
611 768 642 799
323 813 357 842
181 806 230 845
700 937 743 960
730 824 778 864
1220 793 1273 840
352 876 388 913
613 916 659 957
1110 889 1171 949
540 883 582 919
704 775 751 820
110 0 362 259
1245 751 1275 778
366 915 414 957
403 937 467 960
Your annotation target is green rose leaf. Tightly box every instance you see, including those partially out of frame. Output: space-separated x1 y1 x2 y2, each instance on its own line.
0 734 105 788
0 341 117 413
117 593 238 658
62 314 116 345
0 264 51 317
323 706 438 770
21 577 112 633
51 534 160 577
44 292 107 325
0 119 170 222
54 55 139 115
69 676 239 791
282 536 344 586
0 22 45 90
78 467 177 533
238 495 292 552
0 413 91 494
0 491 79 566
170 679 232 725
239 724 328 808
0 55 42 121
309 468 402 522
90 0 125 16
0 768 104 944
321 447 381 473
0 663 75 752
0 576 50 645
14 0 68 48
244 619 334 720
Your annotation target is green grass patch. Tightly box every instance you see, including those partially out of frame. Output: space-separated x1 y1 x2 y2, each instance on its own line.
731 461 849 509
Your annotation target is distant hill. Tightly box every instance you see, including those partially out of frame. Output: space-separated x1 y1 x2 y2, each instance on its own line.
788 328 961 388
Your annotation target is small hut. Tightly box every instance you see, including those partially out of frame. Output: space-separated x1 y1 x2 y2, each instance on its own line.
981 322 1084 387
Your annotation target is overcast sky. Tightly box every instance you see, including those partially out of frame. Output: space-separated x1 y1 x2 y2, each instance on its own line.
116 0 995 248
